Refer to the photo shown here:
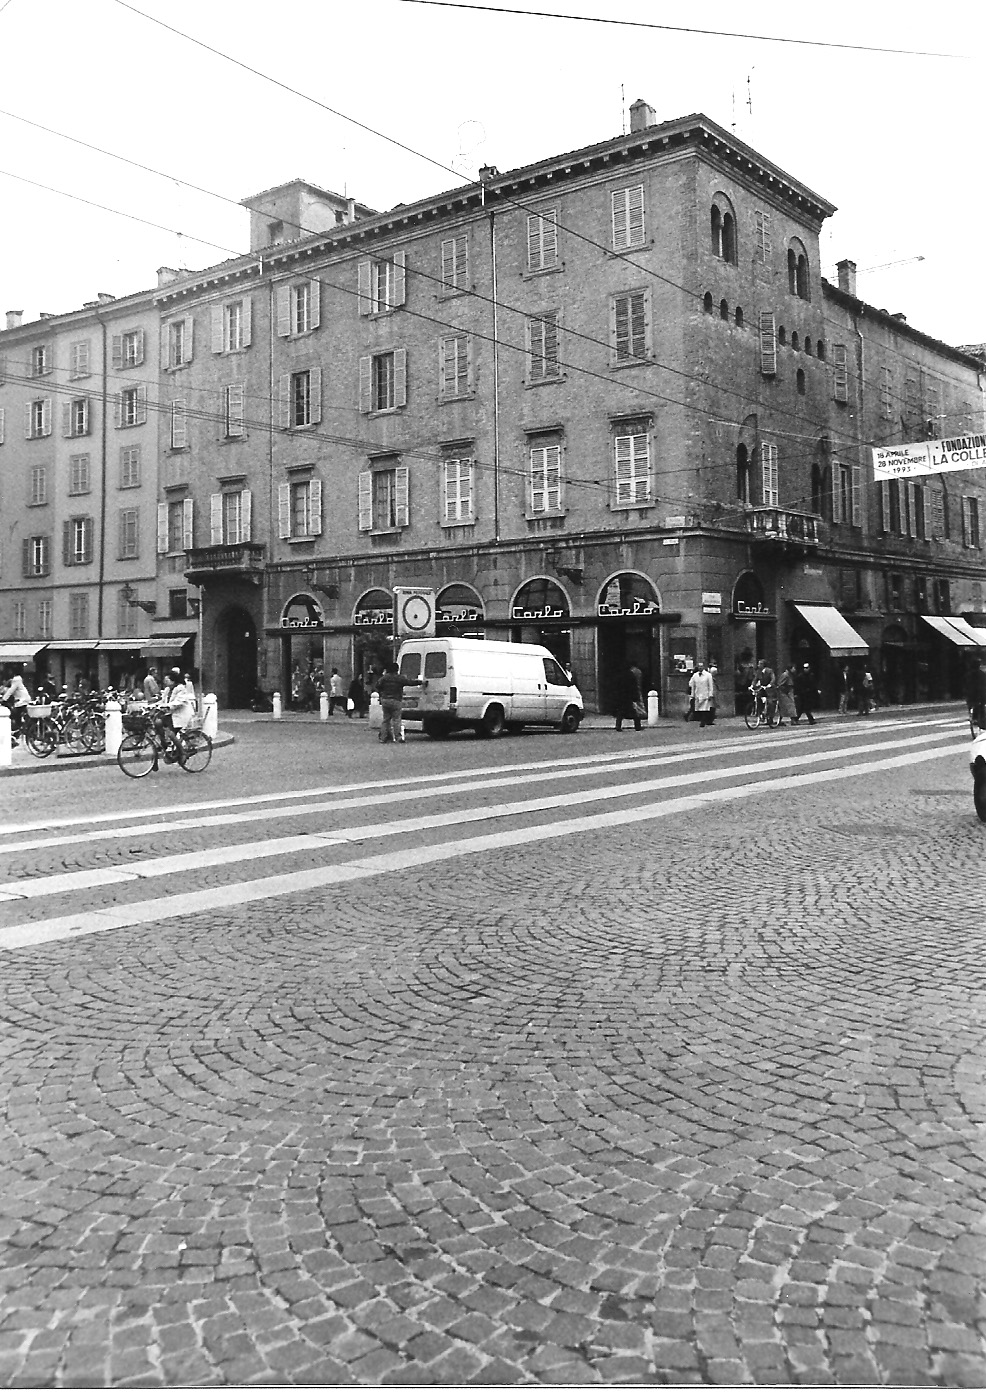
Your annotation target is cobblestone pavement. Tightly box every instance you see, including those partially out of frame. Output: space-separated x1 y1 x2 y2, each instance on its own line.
0 711 983 1386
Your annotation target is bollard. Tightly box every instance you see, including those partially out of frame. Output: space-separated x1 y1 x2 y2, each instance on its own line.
0 705 11 768
272 691 282 720
367 691 383 730
202 693 218 739
647 689 660 726
104 699 123 758
319 691 329 722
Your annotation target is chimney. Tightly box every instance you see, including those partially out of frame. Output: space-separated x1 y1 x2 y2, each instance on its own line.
157 266 180 287
5 310 23 329
346 198 356 223
836 259 857 297
629 99 657 133
96 292 115 304
892 312 907 323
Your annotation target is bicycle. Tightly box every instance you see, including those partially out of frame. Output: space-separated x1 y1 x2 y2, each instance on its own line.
970 702 985 739
744 686 780 729
23 698 90 758
117 709 212 778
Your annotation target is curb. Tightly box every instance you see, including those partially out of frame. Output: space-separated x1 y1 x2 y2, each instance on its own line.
1 732 236 778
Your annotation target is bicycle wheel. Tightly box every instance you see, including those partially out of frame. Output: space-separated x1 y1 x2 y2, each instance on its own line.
177 729 212 773
80 714 105 753
26 718 56 758
743 699 760 730
61 715 89 755
766 700 780 728
118 733 157 778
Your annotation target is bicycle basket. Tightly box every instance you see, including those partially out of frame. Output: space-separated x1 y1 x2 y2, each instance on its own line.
26 704 52 718
122 711 151 733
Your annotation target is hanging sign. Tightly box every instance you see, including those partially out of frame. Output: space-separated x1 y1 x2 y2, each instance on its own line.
394 587 437 638
873 434 986 480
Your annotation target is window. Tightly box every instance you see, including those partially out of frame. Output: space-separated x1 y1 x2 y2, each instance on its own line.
529 443 563 515
275 280 320 337
703 292 714 314
736 444 751 504
69 340 91 379
63 516 94 566
268 220 284 245
69 592 89 640
39 599 52 638
0 406 4 443
13 602 26 639
613 429 650 506
887 573 903 611
611 184 645 250
528 312 560 382
719 299 729 321
612 291 649 364
26 398 52 438
439 335 471 399
278 478 323 538
211 298 252 353
935 578 951 614
442 457 474 523
753 209 771 263
441 235 468 291
905 480 923 539
831 463 854 524
63 397 90 438
117 588 138 638
760 442 778 507
880 367 894 421
69 454 91 495
167 316 193 368
117 386 148 428
170 400 187 450
29 464 47 506
291 370 310 428
359 350 407 413
210 490 252 545
527 211 558 271
924 381 941 439
879 480 891 534
925 483 946 541
31 345 51 377
778 325 787 346
159 498 194 554
278 367 321 429
796 368 806 396
358 252 406 314
788 240 810 299
22 535 50 577
832 344 849 403
113 329 144 369
357 463 409 531
962 496 981 548
169 589 189 620
734 306 744 328
224 383 245 437
904 375 920 428
758 311 777 377
791 332 799 351
711 200 736 263
118 508 139 559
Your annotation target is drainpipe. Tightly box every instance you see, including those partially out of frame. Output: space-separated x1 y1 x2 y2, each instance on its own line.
480 171 501 544
93 308 109 651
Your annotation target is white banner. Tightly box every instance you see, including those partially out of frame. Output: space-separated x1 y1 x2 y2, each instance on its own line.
873 433 986 479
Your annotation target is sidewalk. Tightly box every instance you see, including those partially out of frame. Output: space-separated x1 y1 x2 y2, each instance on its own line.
1 730 235 779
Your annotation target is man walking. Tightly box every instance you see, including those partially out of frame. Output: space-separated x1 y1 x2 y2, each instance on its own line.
327 668 346 715
375 662 427 744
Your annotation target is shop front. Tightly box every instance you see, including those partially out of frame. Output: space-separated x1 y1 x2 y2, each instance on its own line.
507 578 573 670
729 573 777 713
141 634 197 685
278 594 326 709
353 588 396 684
790 602 870 708
437 584 485 638
594 572 663 717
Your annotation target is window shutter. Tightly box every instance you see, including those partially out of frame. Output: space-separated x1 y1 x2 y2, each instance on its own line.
962 496 971 546
831 465 844 523
114 393 123 428
612 190 628 248
851 466 862 526
879 480 890 533
0 353 5 385
118 510 128 558
80 399 89 435
210 493 223 544
62 520 72 567
182 315 194 363
393 349 407 407
393 250 406 307
276 285 292 337
111 335 123 369
614 435 633 506
160 321 171 369
358 356 372 413
83 517 93 563
182 498 194 551
308 366 322 425
308 279 320 330
24 403 32 438
240 489 252 540
241 297 252 346
62 402 72 438
227 383 244 435
0 407 5 445
627 184 644 245
358 260 372 315
135 329 145 365
437 335 447 394
760 442 778 506
759 311 776 376
833 344 849 403
157 502 169 554
211 305 224 353
309 478 322 535
136 386 148 425
171 400 186 449
279 373 292 430
358 470 373 530
278 482 291 539
41 399 52 436
22 538 30 577
394 466 409 527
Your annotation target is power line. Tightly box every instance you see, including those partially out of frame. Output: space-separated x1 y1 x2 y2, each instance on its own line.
398 0 963 59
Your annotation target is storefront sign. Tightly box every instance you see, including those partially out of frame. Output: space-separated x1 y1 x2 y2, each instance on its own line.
735 600 770 615
280 618 321 629
511 605 565 620
597 599 660 617
873 434 986 479
438 605 484 624
354 608 393 626
664 515 687 528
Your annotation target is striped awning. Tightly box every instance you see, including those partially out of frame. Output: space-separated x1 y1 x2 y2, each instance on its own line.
921 616 978 647
793 605 869 658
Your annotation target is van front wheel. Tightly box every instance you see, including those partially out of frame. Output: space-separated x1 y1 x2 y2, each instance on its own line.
479 706 505 738
560 706 582 734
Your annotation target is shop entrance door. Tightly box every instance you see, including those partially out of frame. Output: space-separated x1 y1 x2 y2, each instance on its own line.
597 623 660 715
224 608 258 708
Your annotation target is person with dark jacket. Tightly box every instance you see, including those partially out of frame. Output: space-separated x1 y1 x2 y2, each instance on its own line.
615 662 644 731
348 674 367 718
792 664 817 725
376 663 427 744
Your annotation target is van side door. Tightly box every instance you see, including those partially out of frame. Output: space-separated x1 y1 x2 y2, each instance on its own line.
542 656 572 723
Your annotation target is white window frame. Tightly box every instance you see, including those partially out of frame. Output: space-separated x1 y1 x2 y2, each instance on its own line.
120 446 141 489
210 489 252 545
276 280 321 338
358 251 407 315
69 592 89 640
527 210 558 272
225 383 245 437
613 431 651 507
117 386 148 429
357 465 409 532
278 478 324 539
159 498 194 555
167 316 194 369
69 454 91 496
25 535 50 578
69 340 91 379
359 350 407 413
611 185 645 251
29 464 47 507
529 444 563 515
760 442 779 508
31 344 51 377
38 599 52 639
170 400 187 451
63 397 90 438
442 458 474 524
27 398 52 438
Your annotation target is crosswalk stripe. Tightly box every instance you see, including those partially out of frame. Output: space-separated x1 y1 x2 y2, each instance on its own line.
0 740 961 953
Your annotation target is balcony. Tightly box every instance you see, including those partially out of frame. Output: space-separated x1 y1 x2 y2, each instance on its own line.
184 542 266 584
747 507 823 553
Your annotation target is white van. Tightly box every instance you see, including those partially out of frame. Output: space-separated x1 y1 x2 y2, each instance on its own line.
397 638 583 738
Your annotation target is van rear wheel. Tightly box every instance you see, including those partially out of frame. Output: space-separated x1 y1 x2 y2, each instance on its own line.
479 706 505 738
423 720 449 740
559 706 582 734
975 770 986 824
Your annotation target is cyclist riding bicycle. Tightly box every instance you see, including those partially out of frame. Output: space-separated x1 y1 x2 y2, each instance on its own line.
154 669 196 762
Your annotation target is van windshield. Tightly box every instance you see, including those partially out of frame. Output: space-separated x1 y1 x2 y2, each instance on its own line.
400 653 422 679
424 651 447 678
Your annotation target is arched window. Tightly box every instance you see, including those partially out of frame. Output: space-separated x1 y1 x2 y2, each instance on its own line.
817 340 826 362
778 325 787 346
703 292 714 314
788 238 810 300
796 368 806 396
722 211 736 264
711 197 737 263
791 331 800 351
804 337 813 357
811 463 824 515
734 306 744 328
736 444 751 504
711 205 722 257
719 299 729 321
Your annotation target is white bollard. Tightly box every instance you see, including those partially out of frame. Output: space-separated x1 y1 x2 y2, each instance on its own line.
104 699 123 758
272 691 282 720
202 693 218 739
367 691 383 730
647 689 660 726
319 691 329 722
0 705 11 767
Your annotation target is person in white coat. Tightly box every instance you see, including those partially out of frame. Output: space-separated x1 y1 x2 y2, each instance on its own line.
688 661 715 729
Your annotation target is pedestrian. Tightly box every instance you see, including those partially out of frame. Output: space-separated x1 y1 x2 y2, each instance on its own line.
837 662 850 715
375 662 427 744
689 660 715 728
793 663 817 725
347 673 367 718
707 660 719 726
142 669 160 703
858 667 875 716
327 667 346 715
615 661 644 731
776 664 797 726
1 670 31 743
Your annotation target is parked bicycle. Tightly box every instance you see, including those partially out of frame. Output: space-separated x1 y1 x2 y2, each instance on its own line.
743 685 780 730
117 707 212 778
23 696 90 758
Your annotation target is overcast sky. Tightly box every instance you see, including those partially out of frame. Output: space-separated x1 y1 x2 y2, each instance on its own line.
0 0 982 348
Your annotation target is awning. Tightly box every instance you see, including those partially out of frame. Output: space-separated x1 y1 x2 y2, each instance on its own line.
943 616 986 647
141 635 195 657
45 640 99 651
921 616 978 648
96 639 147 652
793 604 869 657
0 642 48 662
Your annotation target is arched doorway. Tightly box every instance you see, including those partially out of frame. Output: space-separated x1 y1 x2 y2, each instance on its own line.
595 572 661 715
353 589 394 685
509 578 572 667
437 583 485 637
221 607 258 708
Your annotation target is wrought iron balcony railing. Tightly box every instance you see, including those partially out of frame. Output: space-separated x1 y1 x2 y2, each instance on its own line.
747 507 823 549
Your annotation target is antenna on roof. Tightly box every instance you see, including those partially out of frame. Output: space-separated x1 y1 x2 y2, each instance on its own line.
621 84 626 136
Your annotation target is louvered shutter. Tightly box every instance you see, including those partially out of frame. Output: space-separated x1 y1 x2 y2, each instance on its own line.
211 305 224 353
210 493 223 544
157 502 169 554
276 285 291 337
760 443 778 507
80 399 89 435
183 315 194 363
160 321 171 369
22 538 31 577
851 466 862 526
615 435 633 506
227 384 244 436
62 402 72 438
393 250 406 307
182 498 194 551
135 329 145 365
111 335 123 369
627 184 644 245
613 297 628 362
0 407 5 445
24 403 32 438
393 349 407 407
62 520 72 566
279 373 292 429
240 490 252 540
438 336 447 395
240 297 252 346
962 497 971 546
114 393 123 428
612 190 628 249
308 280 320 330
879 481 890 533
309 478 322 535
358 357 372 412
136 386 148 426
759 312 776 376
833 345 849 403
309 366 322 425
358 260 372 315
358 470 373 530
83 517 93 563
41 399 52 436
831 465 844 523
170 400 185 449
394 466 409 527
278 483 292 539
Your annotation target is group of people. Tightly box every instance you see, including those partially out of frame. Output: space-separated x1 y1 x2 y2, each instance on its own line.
288 660 411 722
1 665 196 746
739 658 818 725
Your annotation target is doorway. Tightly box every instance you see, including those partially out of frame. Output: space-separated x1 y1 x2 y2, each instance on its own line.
597 623 660 715
223 607 258 708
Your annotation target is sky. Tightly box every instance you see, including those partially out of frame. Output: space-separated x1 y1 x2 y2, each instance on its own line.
0 0 983 349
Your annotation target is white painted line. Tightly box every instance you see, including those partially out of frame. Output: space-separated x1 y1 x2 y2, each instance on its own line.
0 740 961 953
